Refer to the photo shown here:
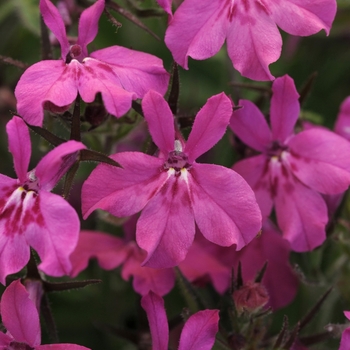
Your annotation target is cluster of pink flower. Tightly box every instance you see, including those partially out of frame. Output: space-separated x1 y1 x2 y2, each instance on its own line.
1 0 350 348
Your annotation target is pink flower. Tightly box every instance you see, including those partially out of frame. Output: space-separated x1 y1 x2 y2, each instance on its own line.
0 280 89 350
0 116 85 284
82 90 261 268
165 0 336 80
339 311 350 350
14 0 169 126
230 75 350 251
141 291 219 350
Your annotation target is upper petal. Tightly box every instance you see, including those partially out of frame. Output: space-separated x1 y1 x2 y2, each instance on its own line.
189 163 261 250
142 90 175 154
6 116 31 183
141 292 169 350
40 0 70 59
82 152 167 219
1 280 41 347
165 0 228 69
269 0 336 36
156 0 173 17
270 75 300 142
226 3 281 80
77 0 105 57
287 129 350 194
137 172 195 268
15 61 78 126
35 140 86 192
178 310 219 350
90 46 169 96
230 100 272 152
185 93 233 163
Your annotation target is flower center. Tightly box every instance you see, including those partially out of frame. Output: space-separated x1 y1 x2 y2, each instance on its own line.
8 341 34 350
65 44 83 63
266 140 289 159
163 140 191 176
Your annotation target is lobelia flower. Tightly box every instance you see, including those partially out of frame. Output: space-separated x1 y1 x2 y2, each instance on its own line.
0 116 85 284
82 90 262 268
141 291 219 350
14 0 169 126
0 279 90 350
164 0 336 80
230 75 350 251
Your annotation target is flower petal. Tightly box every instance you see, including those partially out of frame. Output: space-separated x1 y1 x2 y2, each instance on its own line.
272 161 328 251
270 75 300 142
287 129 350 194
226 4 281 80
270 0 336 36
335 96 350 140
179 239 230 294
142 90 175 153
189 163 262 250
15 61 77 126
178 310 219 350
339 328 350 350
230 100 271 152
77 0 105 57
156 0 173 16
141 292 169 350
35 140 86 192
6 116 31 183
82 152 167 219
40 0 70 59
185 93 232 163
26 192 80 277
70 231 128 278
137 173 195 268
164 0 228 69
233 155 273 218
233 219 299 310
122 244 175 296
1 280 41 347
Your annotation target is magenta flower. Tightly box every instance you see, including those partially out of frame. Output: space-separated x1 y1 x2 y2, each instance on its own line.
141 291 219 350
230 75 350 251
0 116 85 284
82 90 261 268
339 311 350 350
165 0 336 80
0 280 89 350
14 0 169 126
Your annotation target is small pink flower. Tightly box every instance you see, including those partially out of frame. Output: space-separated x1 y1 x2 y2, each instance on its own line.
82 90 261 268
335 97 350 140
165 0 336 80
141 291 219 350
15 0 169 126
0 280 90 350
0 116 85 284
230 75 350 251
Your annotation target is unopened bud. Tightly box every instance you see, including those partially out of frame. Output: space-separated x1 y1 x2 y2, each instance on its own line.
233 281 269 313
